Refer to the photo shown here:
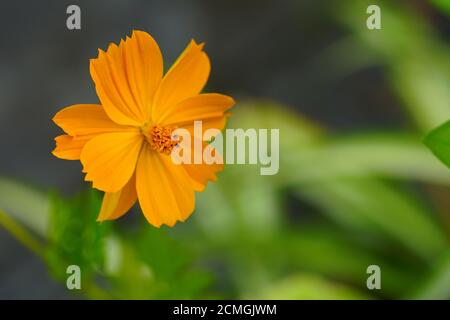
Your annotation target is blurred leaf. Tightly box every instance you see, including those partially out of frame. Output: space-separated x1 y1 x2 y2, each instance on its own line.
424 120 450 169
46 190 110 287
226 100 322 150
135 227 211 299
255 274 371 300
340 0 450 131
409 249 450 299
284 134 450 186
284 133 449 258
201 224 419 298
197 165 282 241
273 228 420 297
296 178 447 260
0 208 44 258
106 227 212 299
0 177 48 236
196 183 237 241
103 236 154 299
249 106 450 259
430 0 450 16
392 60 450 132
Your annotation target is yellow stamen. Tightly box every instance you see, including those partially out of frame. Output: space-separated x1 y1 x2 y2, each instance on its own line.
143 124 180 155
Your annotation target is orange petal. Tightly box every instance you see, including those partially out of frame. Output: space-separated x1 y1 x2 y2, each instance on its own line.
123 31 163 121
80 132 143 193
184 160 223 192
90 31 163 126
183 115 231 137
179 139 224 191
136 144 195 227
152 40 210 121
98 174 137 221
157 93 235 126
52 135 90 160
53 104 134 138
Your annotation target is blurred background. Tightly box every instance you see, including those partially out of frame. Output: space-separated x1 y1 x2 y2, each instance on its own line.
0 0 449 299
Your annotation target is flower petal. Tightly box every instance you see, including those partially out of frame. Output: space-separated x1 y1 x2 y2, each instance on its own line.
53 104 134 138
184 159 224 191
90 31 163 126
52 135 90 160
136 144 195 227
177 139 224 191
152 40 210 121
123 30 163 121
98 173 137 221
81 132 143 193
157 93 235 126
183 115 231 137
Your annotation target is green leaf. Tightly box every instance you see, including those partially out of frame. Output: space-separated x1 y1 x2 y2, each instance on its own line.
430 0 450 16
45 190 110 286
276 130 448 259
409 249 450 299
254 274 371 300
424 120 450 169
106 227 212 299
296 178 447 260
0 177 48 236
273 228 420 297
283 133 450 186
339 0 450 131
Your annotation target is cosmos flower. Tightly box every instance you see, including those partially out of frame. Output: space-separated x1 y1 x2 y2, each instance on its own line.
52 30 234 227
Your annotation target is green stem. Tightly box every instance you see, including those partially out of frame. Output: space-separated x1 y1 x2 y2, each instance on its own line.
0 207 111 299
0 209 45 259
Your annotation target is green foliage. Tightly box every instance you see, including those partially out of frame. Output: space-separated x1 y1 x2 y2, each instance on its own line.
42 190 212 299
424 120 450 169
106 227 212 299
195 104 448 299
255 274 371 300
339 0 450 131
410 249 450 299
46 190 110 287
430 0 450 16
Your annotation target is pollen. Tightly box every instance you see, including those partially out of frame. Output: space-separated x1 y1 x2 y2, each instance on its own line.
144 124 180 155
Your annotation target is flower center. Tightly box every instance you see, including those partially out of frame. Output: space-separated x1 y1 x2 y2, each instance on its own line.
143 124 180 155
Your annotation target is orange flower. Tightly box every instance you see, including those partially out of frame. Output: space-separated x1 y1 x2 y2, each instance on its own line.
52 30 234 227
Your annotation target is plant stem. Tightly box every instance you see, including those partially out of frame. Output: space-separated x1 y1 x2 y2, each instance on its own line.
0 209 45 259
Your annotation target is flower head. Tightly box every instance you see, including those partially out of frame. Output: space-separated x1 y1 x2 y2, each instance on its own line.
52 30 234 227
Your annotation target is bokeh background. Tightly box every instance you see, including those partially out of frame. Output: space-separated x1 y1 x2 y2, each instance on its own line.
0 0 449 299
